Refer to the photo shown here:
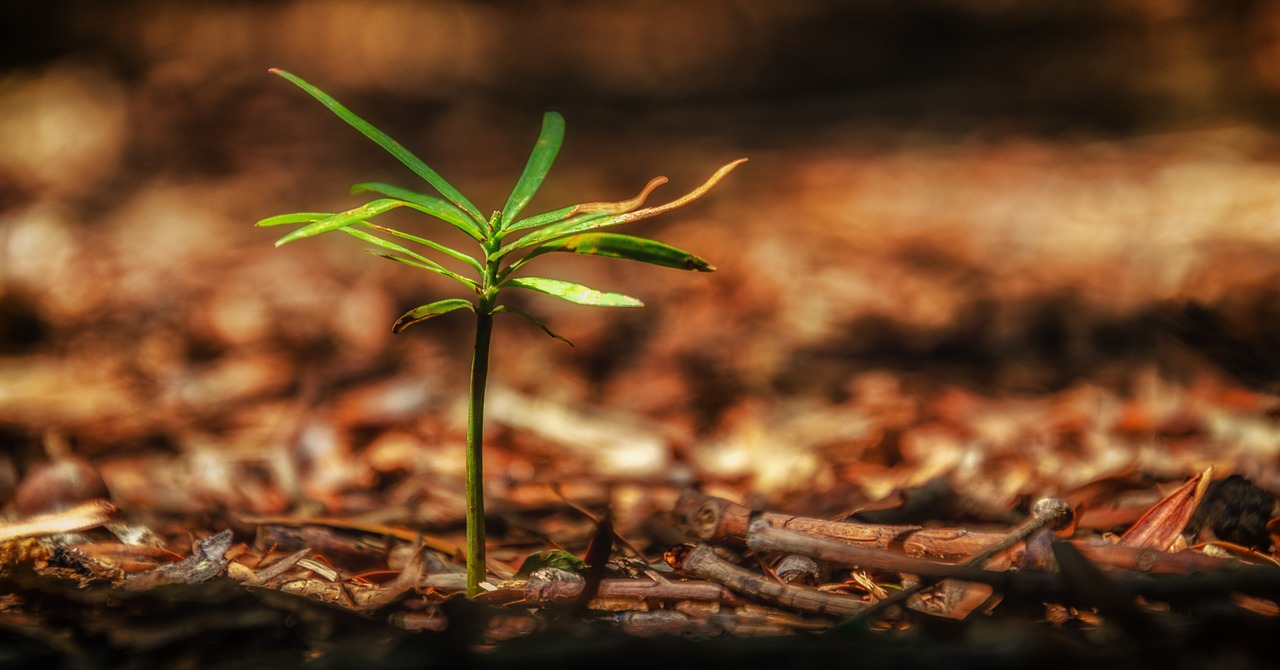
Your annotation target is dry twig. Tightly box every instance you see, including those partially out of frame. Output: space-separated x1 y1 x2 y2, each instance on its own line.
677 544 868 619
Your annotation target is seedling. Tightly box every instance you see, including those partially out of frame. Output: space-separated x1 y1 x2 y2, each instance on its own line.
257 69 744 596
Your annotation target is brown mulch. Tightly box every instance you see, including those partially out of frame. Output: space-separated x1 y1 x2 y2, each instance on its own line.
5 7 1280 666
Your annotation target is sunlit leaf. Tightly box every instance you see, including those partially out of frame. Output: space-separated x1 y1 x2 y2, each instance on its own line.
498 159 746 256
392 298 475 334
256 212 330 227
572 176 669 215
368 252 479 292
271 69 486 227
521 232 715 272
273 199 407 247
501 204 578 235
500 112 564 230
495 305 573 346
351 182 482 240
605 159 746 225
340 227 476 287
504 276 643 307
355 221 483 274
502 176 669 234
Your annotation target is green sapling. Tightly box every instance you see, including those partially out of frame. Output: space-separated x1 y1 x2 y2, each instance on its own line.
258 69 744 596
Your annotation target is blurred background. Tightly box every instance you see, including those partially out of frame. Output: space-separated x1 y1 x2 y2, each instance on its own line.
2 0 1279 515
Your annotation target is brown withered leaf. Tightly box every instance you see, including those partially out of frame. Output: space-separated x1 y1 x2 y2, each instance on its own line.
1119 467 1213 552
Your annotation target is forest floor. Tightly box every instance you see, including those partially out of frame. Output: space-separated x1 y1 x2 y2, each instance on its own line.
2 60 1280 669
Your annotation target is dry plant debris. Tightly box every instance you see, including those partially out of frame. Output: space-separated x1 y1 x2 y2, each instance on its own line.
1 401 1278 668
3 44 1280 668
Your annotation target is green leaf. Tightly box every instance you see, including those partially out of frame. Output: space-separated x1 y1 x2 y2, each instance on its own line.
392 298 474 334
256 212 330 227
497 159 745 257
501 204 578 234
525 233 715 272
273 199 407 247
504 276 643 307
513 549 586 579
500 112 564 230
494 305 573 346
496 212 613 259
340 227 478 290
351 182 482 241
271 69 486 227
355 221 483 274
371 252 479 291
503 175 667 234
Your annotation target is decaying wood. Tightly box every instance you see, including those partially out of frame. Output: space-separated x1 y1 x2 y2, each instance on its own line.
0 499 118 542
746 518 1007 583
124 529 234 591
677 544 868 619
677 490 925 549
676 491 1005 561
682 491 1245 574
521 570 739 607
241 513 460 556
347 542 431 611
847 496 1072 620
230 547 311 586
1070 537 1241 574
66 542 183 574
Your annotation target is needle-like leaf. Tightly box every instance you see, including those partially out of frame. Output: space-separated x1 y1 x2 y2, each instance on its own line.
340 227 477 289
256 212 330 227
504 276 644 307
351 182 483 241
272 199 407 247
500 112 565 230
494 305 573 346
271 69 486 228
517 232 715 273
392 298 475 334
498 159 746 257
503 176 668 234
272 198 482 248
355 222 483 274
259 77 740 599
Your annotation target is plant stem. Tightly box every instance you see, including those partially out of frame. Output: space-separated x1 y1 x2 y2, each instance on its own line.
465 305 493 597
465 232 502 598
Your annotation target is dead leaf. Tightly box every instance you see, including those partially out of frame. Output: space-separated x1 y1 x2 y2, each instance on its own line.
1119 467 1213 552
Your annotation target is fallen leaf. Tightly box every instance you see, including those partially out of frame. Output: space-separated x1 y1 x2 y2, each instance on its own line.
1119 467 1213 552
